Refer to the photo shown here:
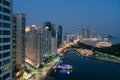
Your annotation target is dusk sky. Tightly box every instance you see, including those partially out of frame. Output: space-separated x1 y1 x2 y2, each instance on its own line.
13 0 120 36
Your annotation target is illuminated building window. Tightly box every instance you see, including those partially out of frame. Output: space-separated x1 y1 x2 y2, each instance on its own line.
13 59 16 62
3 66 10 73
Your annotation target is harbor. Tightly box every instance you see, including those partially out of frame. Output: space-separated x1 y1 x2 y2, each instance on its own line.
50 51 120 80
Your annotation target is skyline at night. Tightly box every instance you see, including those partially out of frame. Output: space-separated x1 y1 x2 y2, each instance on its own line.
1 0 120 80
14 0 120 36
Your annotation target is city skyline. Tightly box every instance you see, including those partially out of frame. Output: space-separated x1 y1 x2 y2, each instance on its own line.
1 0 120 80
13 0 120 36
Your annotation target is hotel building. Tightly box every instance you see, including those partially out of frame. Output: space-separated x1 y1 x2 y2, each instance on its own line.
25 25 41 67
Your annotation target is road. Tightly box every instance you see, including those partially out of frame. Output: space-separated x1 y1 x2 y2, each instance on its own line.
33 58 58 80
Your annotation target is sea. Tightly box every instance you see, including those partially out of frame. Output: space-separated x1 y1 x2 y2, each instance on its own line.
50 37 120 80
50 51 120 80
110 37 120 45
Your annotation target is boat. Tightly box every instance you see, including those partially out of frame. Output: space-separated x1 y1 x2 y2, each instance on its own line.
57 64 72 70
59 70 70 74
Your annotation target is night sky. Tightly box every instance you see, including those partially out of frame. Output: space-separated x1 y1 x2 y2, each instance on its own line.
13 0 120 36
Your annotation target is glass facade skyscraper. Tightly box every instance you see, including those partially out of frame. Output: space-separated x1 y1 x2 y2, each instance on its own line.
57 25 62 47
0 0 13 80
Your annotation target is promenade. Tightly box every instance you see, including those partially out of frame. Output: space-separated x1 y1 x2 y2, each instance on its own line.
33 58 58 80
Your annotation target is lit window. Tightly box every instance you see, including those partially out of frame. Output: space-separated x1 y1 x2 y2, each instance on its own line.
3 66 10 73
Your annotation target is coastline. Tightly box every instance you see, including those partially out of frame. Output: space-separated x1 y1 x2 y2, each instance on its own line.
72 50 120 65
44 49 120 80
44 67 55 80
43 59 57 80
44 50 120 80
70 40 120 65
92 56 120 65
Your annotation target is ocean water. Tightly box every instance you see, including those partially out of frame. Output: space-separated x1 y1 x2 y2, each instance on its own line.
110 37 120 45
50 51 120 80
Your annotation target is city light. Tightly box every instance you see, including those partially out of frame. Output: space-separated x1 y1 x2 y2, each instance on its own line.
25 26 30 32
2 0 120 80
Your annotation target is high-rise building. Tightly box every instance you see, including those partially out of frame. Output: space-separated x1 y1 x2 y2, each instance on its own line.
51 25 57 55
63 33 75 42
76 28 81 40
63 33 67 43
51 37 57 55
0 0 13 80
26 22 57 67
57 25 62 47
43 22 56 37
43 22 52 56
43 21 52 32
38 31 49 64
43 22 57 56
26 24 55 67
86 25 90 38
38 32 45 64
13 13 26 71
82 25 85 38
25 25 41 67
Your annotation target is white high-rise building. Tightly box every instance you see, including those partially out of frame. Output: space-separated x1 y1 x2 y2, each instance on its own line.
26 24 57 67
51 37 57 55
25 25 41 67
0 0 13 80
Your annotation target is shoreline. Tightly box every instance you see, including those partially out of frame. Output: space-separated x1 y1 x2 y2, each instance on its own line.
44 67 55 80
92 56 120 65
44 59 57 80
71 50 120 65
44 50 120 80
